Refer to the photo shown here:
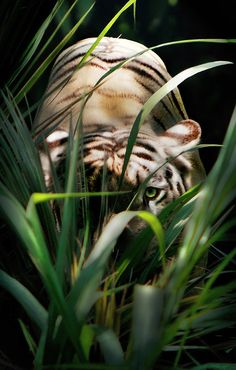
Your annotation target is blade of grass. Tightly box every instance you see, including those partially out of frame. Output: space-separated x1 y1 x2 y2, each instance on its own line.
191 364 236 370
0 269 48 330
64 210 164 329
0 186 86 361
75 0 136 69
155 105 236 365
168 104 236 289
119 60 232 187
14 2 95 105
130 284 164 370
95 326 124 365
0 92 59 250
18 319 37 355
7 0 65 90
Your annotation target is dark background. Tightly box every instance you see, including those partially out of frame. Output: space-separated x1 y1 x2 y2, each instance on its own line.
0 0 235 368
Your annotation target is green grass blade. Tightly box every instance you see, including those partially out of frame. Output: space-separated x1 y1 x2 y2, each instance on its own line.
14 2 95 104
172 104 236 286
76 0 136 69
137 211 166 267
116 226 154 283
18 319 37 355
79 325 94 361
67 210 164 327
85 211 164 269
191 364 236 370
130 285 164 370
95 327 124 365
34 325 48 369
154 105 236 361
7 0 64 90
55 126 80 285
120 60 232 186
0 187 86 360
0 269 48 330
151 38 236 51
0 92 59 251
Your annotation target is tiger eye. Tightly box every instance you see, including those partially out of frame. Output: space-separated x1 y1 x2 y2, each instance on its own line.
144 187 160 199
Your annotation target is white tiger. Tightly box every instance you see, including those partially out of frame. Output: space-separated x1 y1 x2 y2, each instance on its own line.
34 37 205 216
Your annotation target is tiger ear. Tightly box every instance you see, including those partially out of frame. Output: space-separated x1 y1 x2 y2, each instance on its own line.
161 119 201 153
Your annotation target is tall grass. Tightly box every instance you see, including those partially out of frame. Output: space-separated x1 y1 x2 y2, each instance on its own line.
0 1 236 369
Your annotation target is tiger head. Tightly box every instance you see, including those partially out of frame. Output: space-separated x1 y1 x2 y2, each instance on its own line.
40 119 204 231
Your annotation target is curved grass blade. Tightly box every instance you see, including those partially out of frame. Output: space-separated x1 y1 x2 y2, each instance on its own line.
75 0 136 70
119 60 232 187
0 269 48 330
85 211 164 269
95 326 124 365
151 38 236 51
115 226 154 283
7 0 65 90
9 0 82 93
32 38 233 138
154 105 236 364
172 104 236 286
14 2 95 105
66 210 164 327
0 186 86 361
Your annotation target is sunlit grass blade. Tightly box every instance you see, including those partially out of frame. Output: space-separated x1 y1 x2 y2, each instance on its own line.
29 191 129 204
151 38 236 51
7 0 64 90
85 211 164 269
76 0 136 69
79 325 94 361
14 2 95 105
119 60 232 186
153 105 236 363
168 104 236 288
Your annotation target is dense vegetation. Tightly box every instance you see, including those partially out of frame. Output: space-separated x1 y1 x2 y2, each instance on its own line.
0 1 235 369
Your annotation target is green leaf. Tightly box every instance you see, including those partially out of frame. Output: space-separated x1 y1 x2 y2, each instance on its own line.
8 0 64 90
14 2 95 104
75 0 136 69
80 325 95 361
191 364 236 370
18 319 37 354
67 210 164 328
130 285 164 370
120 60 232 186
85 211 164 269
95 326 124 365
0 269 48 330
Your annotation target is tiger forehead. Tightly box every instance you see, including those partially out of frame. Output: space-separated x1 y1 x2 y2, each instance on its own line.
81 130 168 188
83 130 157 151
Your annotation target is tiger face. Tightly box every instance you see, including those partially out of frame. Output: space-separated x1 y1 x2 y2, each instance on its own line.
40 119 203 219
